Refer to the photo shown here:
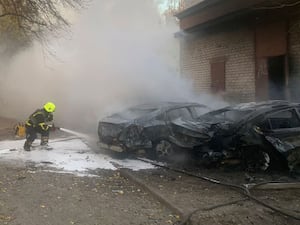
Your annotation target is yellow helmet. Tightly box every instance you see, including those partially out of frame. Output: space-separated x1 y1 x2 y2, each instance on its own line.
43 102 56 113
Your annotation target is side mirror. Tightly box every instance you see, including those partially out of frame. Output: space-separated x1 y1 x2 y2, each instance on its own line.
253 126 263 135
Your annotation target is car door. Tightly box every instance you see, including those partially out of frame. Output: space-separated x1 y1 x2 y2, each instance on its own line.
259 108 300 152
165 107 193 139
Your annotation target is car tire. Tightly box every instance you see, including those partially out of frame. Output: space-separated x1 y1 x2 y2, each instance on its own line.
242 148 271 171
154 140 175 161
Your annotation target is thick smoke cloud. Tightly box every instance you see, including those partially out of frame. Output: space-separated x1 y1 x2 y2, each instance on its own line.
0 0 225 134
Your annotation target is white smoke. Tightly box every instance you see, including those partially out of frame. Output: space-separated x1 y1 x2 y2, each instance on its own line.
0 0 226 134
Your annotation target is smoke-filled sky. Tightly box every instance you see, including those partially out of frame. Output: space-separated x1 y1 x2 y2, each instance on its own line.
0 0 225 134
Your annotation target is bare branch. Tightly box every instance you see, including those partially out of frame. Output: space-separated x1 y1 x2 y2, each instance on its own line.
0 0 85 44
0 12 47 26
164 0 185 16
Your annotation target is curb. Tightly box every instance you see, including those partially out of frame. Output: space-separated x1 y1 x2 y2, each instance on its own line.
118 168 185 218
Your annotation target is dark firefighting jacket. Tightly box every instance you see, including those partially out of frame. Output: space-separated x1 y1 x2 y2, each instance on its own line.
25 109 53 131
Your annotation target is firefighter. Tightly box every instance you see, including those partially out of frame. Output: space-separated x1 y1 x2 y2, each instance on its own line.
24 102 56 151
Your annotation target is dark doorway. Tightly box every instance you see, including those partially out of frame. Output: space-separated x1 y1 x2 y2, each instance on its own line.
268 55 286 100
255 21 287 101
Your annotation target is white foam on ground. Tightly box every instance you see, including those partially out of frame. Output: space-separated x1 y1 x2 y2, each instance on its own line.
0 138 155 176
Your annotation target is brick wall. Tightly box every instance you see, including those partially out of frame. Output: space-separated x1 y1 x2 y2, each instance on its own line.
288 17 300 102
180 27 256 103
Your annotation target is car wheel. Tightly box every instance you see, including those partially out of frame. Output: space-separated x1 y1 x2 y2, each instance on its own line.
154 140 174 161
244 149 271 171
257 151 271 171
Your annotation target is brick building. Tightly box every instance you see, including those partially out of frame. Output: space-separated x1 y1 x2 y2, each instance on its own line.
176 0 300 103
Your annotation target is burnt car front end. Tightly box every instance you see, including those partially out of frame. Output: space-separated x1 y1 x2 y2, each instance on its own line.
98 106 161 154
98 120 128 153
169 118 213 149
192 101 300 172
167 105 271 169
98 121 153 153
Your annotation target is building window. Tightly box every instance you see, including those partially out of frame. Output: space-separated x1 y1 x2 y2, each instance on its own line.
210 58 226 93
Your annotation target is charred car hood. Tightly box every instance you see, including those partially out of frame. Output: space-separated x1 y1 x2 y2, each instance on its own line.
172 118 212 133
100 110 158 126
172 118 234 136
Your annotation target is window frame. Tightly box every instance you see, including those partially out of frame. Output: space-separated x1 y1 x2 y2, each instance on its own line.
258 108 300 131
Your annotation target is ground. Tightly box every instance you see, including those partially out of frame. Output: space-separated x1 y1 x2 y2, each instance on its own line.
0 117 299 225
0 164 178 225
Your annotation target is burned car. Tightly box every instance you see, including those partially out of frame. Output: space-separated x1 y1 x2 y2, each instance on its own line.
187 100 300 172
98 102 210 159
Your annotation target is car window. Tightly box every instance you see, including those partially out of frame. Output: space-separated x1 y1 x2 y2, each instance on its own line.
259 109 300 130
167 108 193 121
189 106 209 118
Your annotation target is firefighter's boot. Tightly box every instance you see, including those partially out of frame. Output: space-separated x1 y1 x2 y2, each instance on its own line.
40 136 53 150
24 140 32 151
41 136 49 146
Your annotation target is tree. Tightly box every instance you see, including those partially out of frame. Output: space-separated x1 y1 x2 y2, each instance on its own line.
163 0 185 17
0 0 84 56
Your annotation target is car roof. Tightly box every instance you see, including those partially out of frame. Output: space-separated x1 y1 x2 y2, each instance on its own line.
230 100 300 112
225 101 300 120
208 100 300 125
203 100 300 122
129 101 207 111
101 102 208 123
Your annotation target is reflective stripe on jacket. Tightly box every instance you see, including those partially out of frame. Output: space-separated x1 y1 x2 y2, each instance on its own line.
26 109 53 131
